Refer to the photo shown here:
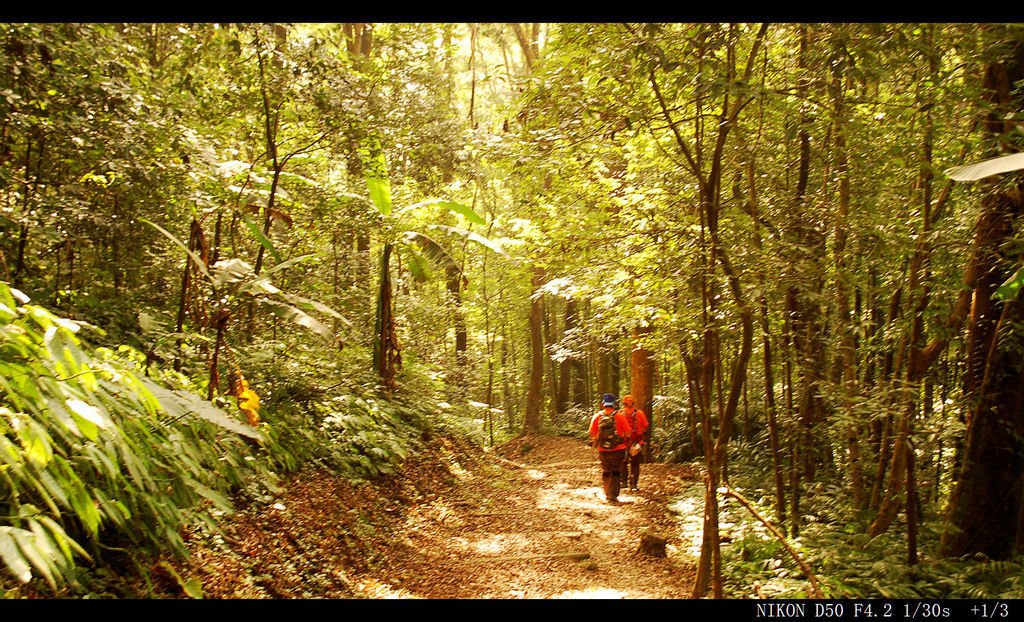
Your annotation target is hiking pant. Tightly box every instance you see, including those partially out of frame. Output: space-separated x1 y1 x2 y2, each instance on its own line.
598 449 626 501
620 451 642 489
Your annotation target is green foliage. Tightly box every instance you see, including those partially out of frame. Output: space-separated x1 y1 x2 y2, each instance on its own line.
229 339 442 481
713 430 1024 600
0 280 274 591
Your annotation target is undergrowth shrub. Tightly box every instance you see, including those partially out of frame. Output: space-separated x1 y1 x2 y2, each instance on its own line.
0 281 275 593
715 426 1024 599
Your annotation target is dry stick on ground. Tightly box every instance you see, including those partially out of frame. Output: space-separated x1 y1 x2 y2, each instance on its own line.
722 486 825 598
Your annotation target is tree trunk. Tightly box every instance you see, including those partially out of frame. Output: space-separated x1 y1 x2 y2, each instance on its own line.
524 266 546 433
631 325 655 451
940 31 1024 558
830 41 866 512
373 243 399 396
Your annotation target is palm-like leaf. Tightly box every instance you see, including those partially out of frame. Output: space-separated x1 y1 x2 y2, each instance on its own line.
426 223 511 259
260 299 335 342
945 152 1024 181
403 230 461 273
397 199 486 226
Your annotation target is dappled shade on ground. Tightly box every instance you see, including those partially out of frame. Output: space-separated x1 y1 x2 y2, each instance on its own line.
141 433 700 599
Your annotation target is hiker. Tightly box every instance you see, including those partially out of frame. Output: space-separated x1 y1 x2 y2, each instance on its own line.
618 394 650 492
588 393 632 503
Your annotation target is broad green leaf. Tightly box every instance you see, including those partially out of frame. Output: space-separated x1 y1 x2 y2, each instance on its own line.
0 282 17 312
140 378 263 441
366 175 392 216
0 528 32 584
402 231 460 272
261 299 334 342
17 420 53 467
0 302 15 321
425 224 511 258
437 200 485 226
184 578 205 599
69 486 101 536
995 266 1024 301
398 199 486 226
279 292 348 323
404 246 433 283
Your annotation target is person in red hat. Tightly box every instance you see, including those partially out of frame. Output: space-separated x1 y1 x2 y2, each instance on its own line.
588 393 632 503
618 394 649 492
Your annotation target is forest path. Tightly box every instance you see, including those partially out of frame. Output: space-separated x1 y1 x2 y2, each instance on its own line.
152 433 702 599
353 433 702 598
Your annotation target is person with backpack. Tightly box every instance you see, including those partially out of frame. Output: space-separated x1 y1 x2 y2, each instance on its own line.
588 393 632 504
618 394 650 492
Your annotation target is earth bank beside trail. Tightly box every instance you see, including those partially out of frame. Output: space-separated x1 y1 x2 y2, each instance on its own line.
136 432 702 599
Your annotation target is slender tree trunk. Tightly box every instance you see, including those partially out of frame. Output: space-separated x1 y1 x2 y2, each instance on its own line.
524 266 545 432
631 325 655 452
645 22 766 598
373 243 399 396
831 44 866 511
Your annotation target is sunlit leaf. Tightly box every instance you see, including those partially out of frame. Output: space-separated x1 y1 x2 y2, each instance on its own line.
68 486 101 536
66 398 111 430
398 199 486 225
261 299 334 342
366 175 392 216
425 224 511 258
37 515 89 564
279 292 349 323
211 257 254 290
140 378 263 441
0 528 32 584
138 311 159 333
239 276 281 296
17 420 53 467
15 525 57 589
945 152 1024 181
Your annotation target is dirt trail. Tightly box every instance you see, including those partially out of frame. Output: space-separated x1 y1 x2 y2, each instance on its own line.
353 433 701 599
148 433 702 599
